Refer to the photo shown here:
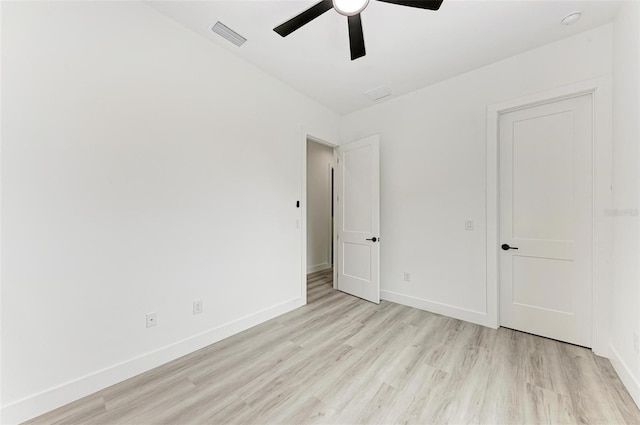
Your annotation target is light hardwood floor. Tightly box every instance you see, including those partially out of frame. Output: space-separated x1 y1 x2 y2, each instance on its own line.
26 269 640 424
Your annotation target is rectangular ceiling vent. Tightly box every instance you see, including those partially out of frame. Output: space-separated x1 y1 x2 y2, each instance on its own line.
211 21 247 47
365 86 392 102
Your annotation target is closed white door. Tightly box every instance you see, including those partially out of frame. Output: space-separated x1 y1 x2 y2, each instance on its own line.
499 94 593 347
336 135 380 304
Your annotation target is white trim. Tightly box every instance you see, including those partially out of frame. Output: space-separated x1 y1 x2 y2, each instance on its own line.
486 77 613 354
381 290 491 328
332 148 339 289
307 262 331 274
301 129 308 305
609 344 640 410
327 161 333 270
0 297 304 425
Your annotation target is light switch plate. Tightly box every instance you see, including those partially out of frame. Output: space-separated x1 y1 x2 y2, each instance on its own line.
193 299 203 315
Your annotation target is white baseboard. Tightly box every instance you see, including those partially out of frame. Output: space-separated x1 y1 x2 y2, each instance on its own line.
307 262 331 274
381 290 490 328
609 344 640 410
0 297 304 425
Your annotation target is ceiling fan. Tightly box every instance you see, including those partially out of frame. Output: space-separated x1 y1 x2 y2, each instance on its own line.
273 0 444 61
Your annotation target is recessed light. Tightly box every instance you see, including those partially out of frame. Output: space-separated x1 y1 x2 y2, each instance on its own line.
561 11 582 26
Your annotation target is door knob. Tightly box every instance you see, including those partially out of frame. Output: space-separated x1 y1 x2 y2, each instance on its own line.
501 244 518 250
366 237 378 242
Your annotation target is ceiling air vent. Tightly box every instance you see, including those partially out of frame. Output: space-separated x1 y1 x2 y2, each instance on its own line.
211 21 247 47
365 86 392 102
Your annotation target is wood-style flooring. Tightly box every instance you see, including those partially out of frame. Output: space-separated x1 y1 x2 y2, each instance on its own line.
25 269 640 424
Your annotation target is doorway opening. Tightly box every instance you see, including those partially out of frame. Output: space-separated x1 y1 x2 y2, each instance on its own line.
306 137 336 303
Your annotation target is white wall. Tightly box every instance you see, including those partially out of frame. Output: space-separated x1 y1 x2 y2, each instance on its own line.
610 0 640 408
307 141 334 273
0 2 339 423
340 25 613 326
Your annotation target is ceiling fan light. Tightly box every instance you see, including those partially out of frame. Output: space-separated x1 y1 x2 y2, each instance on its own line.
333 0 369 16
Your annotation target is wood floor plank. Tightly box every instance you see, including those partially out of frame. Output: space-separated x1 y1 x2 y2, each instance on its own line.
23 268 640 425
22 396 106 425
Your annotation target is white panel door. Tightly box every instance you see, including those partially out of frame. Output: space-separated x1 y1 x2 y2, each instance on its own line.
337 135 380 304
499 94 593 347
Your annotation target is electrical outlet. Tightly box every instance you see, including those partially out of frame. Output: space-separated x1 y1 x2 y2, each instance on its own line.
465 219 474 231
146 312 157 328
403 272 411 282
633 331 640 355
193 299 203 315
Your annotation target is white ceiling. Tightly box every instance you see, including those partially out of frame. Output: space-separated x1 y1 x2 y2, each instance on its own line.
148 0 621 115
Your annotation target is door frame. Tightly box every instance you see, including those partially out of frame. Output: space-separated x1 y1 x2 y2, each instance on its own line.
486 77 612 356
301 129 339 305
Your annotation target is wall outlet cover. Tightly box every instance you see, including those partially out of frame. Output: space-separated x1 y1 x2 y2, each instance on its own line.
146 312 157 328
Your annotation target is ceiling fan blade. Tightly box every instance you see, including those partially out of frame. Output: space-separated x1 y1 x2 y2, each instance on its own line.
375 0 443 10
274 0 334 37
348 14 366 60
